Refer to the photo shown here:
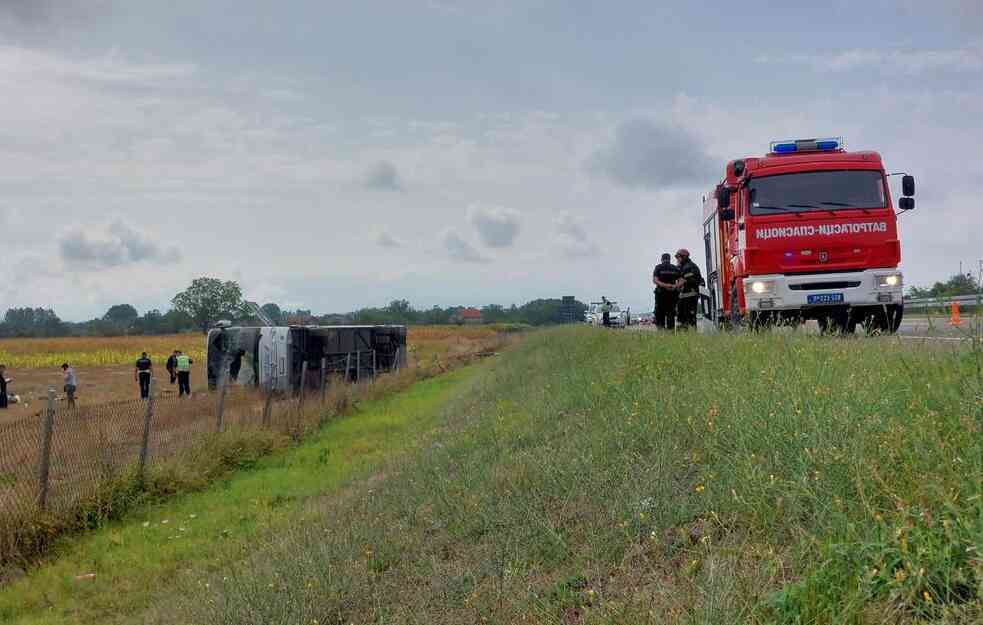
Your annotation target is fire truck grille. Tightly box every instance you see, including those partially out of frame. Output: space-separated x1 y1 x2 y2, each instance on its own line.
789 281 862 290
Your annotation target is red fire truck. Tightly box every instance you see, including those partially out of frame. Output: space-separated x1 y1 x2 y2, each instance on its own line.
701 137 915 333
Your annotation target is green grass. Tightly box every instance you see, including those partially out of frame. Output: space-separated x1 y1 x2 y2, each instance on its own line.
0 365 482 625
148 327 981 625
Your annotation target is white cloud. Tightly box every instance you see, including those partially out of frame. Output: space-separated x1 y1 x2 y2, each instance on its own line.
756 44 983 74
442 228 488 263
0 45 195 87
467 204 521 248
552 212 599 259
59 219 180 270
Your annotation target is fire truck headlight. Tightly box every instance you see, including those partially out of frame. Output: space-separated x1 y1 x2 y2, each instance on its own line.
749 280 774 295
876 273 902 288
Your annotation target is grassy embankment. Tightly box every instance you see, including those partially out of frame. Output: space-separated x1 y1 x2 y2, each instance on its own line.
148 326 978 625
0 363 487 624
4 326 981 624
0 327 516 580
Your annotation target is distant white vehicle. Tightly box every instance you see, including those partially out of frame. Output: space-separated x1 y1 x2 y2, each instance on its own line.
588 300 628 328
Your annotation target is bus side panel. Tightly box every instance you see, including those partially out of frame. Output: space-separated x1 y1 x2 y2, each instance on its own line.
258 327 291 391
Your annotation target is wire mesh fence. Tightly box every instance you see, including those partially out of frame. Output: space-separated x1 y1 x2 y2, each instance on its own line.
0 375 315 563
0 332 516 566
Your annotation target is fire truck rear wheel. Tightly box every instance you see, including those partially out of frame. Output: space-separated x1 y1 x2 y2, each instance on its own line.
729 283 741 328
749 311 773 331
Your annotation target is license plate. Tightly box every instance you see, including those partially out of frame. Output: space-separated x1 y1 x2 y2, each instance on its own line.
807 293 844 305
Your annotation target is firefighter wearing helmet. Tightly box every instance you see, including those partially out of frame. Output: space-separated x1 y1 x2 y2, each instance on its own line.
675 248 704 329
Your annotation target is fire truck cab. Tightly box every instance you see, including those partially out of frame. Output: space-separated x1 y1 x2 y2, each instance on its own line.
702 137 915 333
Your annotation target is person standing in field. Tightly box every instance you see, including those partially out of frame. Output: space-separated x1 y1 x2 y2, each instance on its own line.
653 252 682 330
600 296 613 327
175 351 193 397
0 364 9 409
61 363 77 408
135 352 153 399
675 249 704 329
165 350 178 385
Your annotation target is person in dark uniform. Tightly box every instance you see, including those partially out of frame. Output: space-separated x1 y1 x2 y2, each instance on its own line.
229 349 246 382
135 352 153 399
165 350 178 385
675 248 704 329
652 253 682 329
0 364 9 409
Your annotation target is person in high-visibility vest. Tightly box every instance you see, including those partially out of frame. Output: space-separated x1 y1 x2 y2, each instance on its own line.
600 296 613 327
175 351 194 397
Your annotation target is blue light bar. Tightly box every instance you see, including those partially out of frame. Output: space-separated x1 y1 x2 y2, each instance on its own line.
769 137 844 154
771 142 797 154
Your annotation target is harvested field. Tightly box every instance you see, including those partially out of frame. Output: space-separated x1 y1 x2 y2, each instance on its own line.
0 326 520 567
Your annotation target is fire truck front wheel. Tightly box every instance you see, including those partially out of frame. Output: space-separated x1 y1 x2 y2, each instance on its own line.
861 304 904 335
817 311 855 335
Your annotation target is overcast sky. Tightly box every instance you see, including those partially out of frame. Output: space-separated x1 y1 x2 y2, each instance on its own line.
1 0 981 320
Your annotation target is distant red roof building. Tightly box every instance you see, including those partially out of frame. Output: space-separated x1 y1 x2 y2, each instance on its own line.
457 307 482 324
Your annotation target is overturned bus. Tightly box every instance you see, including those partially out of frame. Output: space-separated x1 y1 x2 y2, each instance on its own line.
206 325 408 392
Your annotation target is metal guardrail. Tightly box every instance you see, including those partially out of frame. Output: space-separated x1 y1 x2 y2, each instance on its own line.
904 294 982 309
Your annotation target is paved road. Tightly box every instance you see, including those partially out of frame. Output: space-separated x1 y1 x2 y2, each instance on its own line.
895 317 978 341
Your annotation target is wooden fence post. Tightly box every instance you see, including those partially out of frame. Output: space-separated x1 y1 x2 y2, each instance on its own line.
37 388 56 511
216 369 228 433
345 353 352 383
372 349 377 378
299 360 308 410
138 378 155 481
356 351 361 384
319 357 327 404
262 379 274 428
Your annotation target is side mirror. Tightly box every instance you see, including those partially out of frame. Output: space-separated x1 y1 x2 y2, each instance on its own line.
902 175 915 197
716 186 732 210
720 207 735 221
899 197 915 211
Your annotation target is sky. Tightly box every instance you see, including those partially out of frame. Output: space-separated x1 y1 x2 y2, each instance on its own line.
1 0 981 320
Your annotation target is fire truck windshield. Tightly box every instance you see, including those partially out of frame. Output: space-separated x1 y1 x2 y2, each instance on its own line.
748 170 886 215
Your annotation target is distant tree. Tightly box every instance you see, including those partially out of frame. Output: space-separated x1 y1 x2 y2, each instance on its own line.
161 309 196 334
171 277 244 333
420 305 451 325
260 303 283 324
103 304 139 333
134 309 164 335
481 304 507 323
908 273 980 299
1 307 67 337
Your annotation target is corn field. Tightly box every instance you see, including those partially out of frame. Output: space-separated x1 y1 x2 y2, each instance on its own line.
0 334 205 369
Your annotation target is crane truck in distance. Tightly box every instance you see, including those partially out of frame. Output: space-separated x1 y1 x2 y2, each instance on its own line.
701 137 915 333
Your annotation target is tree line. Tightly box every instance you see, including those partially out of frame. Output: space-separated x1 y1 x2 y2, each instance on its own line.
0 277 587 338
905 272 981 300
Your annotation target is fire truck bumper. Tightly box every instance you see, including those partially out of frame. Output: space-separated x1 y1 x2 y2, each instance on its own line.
743 269 904 313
